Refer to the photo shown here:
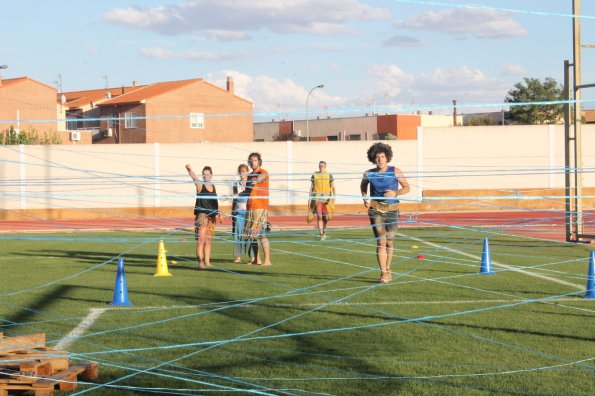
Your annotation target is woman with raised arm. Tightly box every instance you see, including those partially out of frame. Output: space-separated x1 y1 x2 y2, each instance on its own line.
186 164 221 269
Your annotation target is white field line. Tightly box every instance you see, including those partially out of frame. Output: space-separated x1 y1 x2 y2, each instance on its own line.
57 232 586 349
55 307 106 351
399 233 584 289
269 298 593 307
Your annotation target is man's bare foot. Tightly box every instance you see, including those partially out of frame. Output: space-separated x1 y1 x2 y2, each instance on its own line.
233 257 242 263
258 261 272 266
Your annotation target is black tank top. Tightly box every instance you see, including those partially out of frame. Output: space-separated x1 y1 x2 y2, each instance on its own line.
194 184 218 216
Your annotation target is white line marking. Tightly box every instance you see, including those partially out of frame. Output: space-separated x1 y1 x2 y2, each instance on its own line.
55 307 106 350
269 298 591 307
399 233 584 289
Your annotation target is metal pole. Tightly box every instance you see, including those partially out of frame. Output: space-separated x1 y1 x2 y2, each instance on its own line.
572 0 584 238
564 60 574 242
306 84 324 141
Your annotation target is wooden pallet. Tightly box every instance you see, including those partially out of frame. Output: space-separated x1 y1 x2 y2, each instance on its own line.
0 333 99 395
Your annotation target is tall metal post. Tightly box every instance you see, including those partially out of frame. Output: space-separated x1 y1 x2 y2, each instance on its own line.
306 84 324 141
563 60 575 242
572 0 584 238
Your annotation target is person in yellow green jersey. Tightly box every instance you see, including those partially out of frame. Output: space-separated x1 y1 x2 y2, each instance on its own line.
308 160 336 240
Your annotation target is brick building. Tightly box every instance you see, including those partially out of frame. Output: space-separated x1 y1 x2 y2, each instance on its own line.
63 84 145 134
254 113 463 141
0 76 57 135
94 77 253 144
255 114 426 141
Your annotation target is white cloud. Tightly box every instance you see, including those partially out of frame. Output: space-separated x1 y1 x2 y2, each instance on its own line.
394 9 527 39
382 35 426 47
104 0 391 38
367 64 415 97
140 47 176 59
206 70 347 116
200 65 510 118
367 64 510 114
499 63 526 75
141 47 252 61
206 30 251 41
310 43 344 53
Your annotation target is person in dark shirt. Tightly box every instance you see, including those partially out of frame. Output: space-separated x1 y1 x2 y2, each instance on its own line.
186 164 221 269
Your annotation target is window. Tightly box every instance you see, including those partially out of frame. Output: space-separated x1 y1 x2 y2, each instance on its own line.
66 118 77 131
349 134 361 141
106 113 116 129
190 113 205 129
327 135 338 141
124 112 137 129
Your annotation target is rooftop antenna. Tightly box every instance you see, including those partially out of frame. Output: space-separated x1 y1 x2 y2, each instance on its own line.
52 73 63 93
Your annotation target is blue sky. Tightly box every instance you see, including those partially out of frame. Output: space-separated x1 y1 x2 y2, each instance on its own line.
1 0 594 119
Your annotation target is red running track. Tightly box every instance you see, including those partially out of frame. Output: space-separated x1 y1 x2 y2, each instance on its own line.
1 211 593 242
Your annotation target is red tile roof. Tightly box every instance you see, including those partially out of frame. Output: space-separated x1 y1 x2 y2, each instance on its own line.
99 79 202 105
62 86 146 109
1 77 55 90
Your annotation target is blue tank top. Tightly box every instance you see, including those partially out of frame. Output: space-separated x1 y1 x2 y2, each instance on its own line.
368 166 399 204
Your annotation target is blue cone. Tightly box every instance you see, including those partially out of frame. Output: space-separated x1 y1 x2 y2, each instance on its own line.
479 238 495 275
584 251 595 299
109 257 133 306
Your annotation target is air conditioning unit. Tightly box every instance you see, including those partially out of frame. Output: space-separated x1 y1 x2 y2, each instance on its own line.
70 131 81 141
106 128 113 137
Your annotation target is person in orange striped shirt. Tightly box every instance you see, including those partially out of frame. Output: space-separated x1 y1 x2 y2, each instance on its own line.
245 152 271 266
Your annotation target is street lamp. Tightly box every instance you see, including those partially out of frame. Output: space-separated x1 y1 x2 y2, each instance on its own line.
306 84 324 141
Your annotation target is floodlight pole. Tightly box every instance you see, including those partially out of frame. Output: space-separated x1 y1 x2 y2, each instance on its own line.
306 84 324 141
564 60 575 242
565 0 595 242
572 0 584 240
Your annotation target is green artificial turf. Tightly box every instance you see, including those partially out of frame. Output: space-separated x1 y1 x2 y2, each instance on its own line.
0 227 593 395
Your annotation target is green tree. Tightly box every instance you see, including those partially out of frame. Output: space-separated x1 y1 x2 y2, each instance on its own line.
504 77 564 125
272 130 302 141
466 115 498 126
0 125 62 145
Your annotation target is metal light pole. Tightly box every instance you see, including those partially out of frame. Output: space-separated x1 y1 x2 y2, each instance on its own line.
306 84 324 141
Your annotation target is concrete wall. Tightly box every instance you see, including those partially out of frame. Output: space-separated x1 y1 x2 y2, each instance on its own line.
1 124 593 220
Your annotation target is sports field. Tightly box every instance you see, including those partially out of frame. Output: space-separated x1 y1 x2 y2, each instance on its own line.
1 225 593 395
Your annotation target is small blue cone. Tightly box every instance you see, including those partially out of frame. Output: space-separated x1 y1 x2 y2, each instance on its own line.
479 238 495 275
109 257 133 306
583 251 595 299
